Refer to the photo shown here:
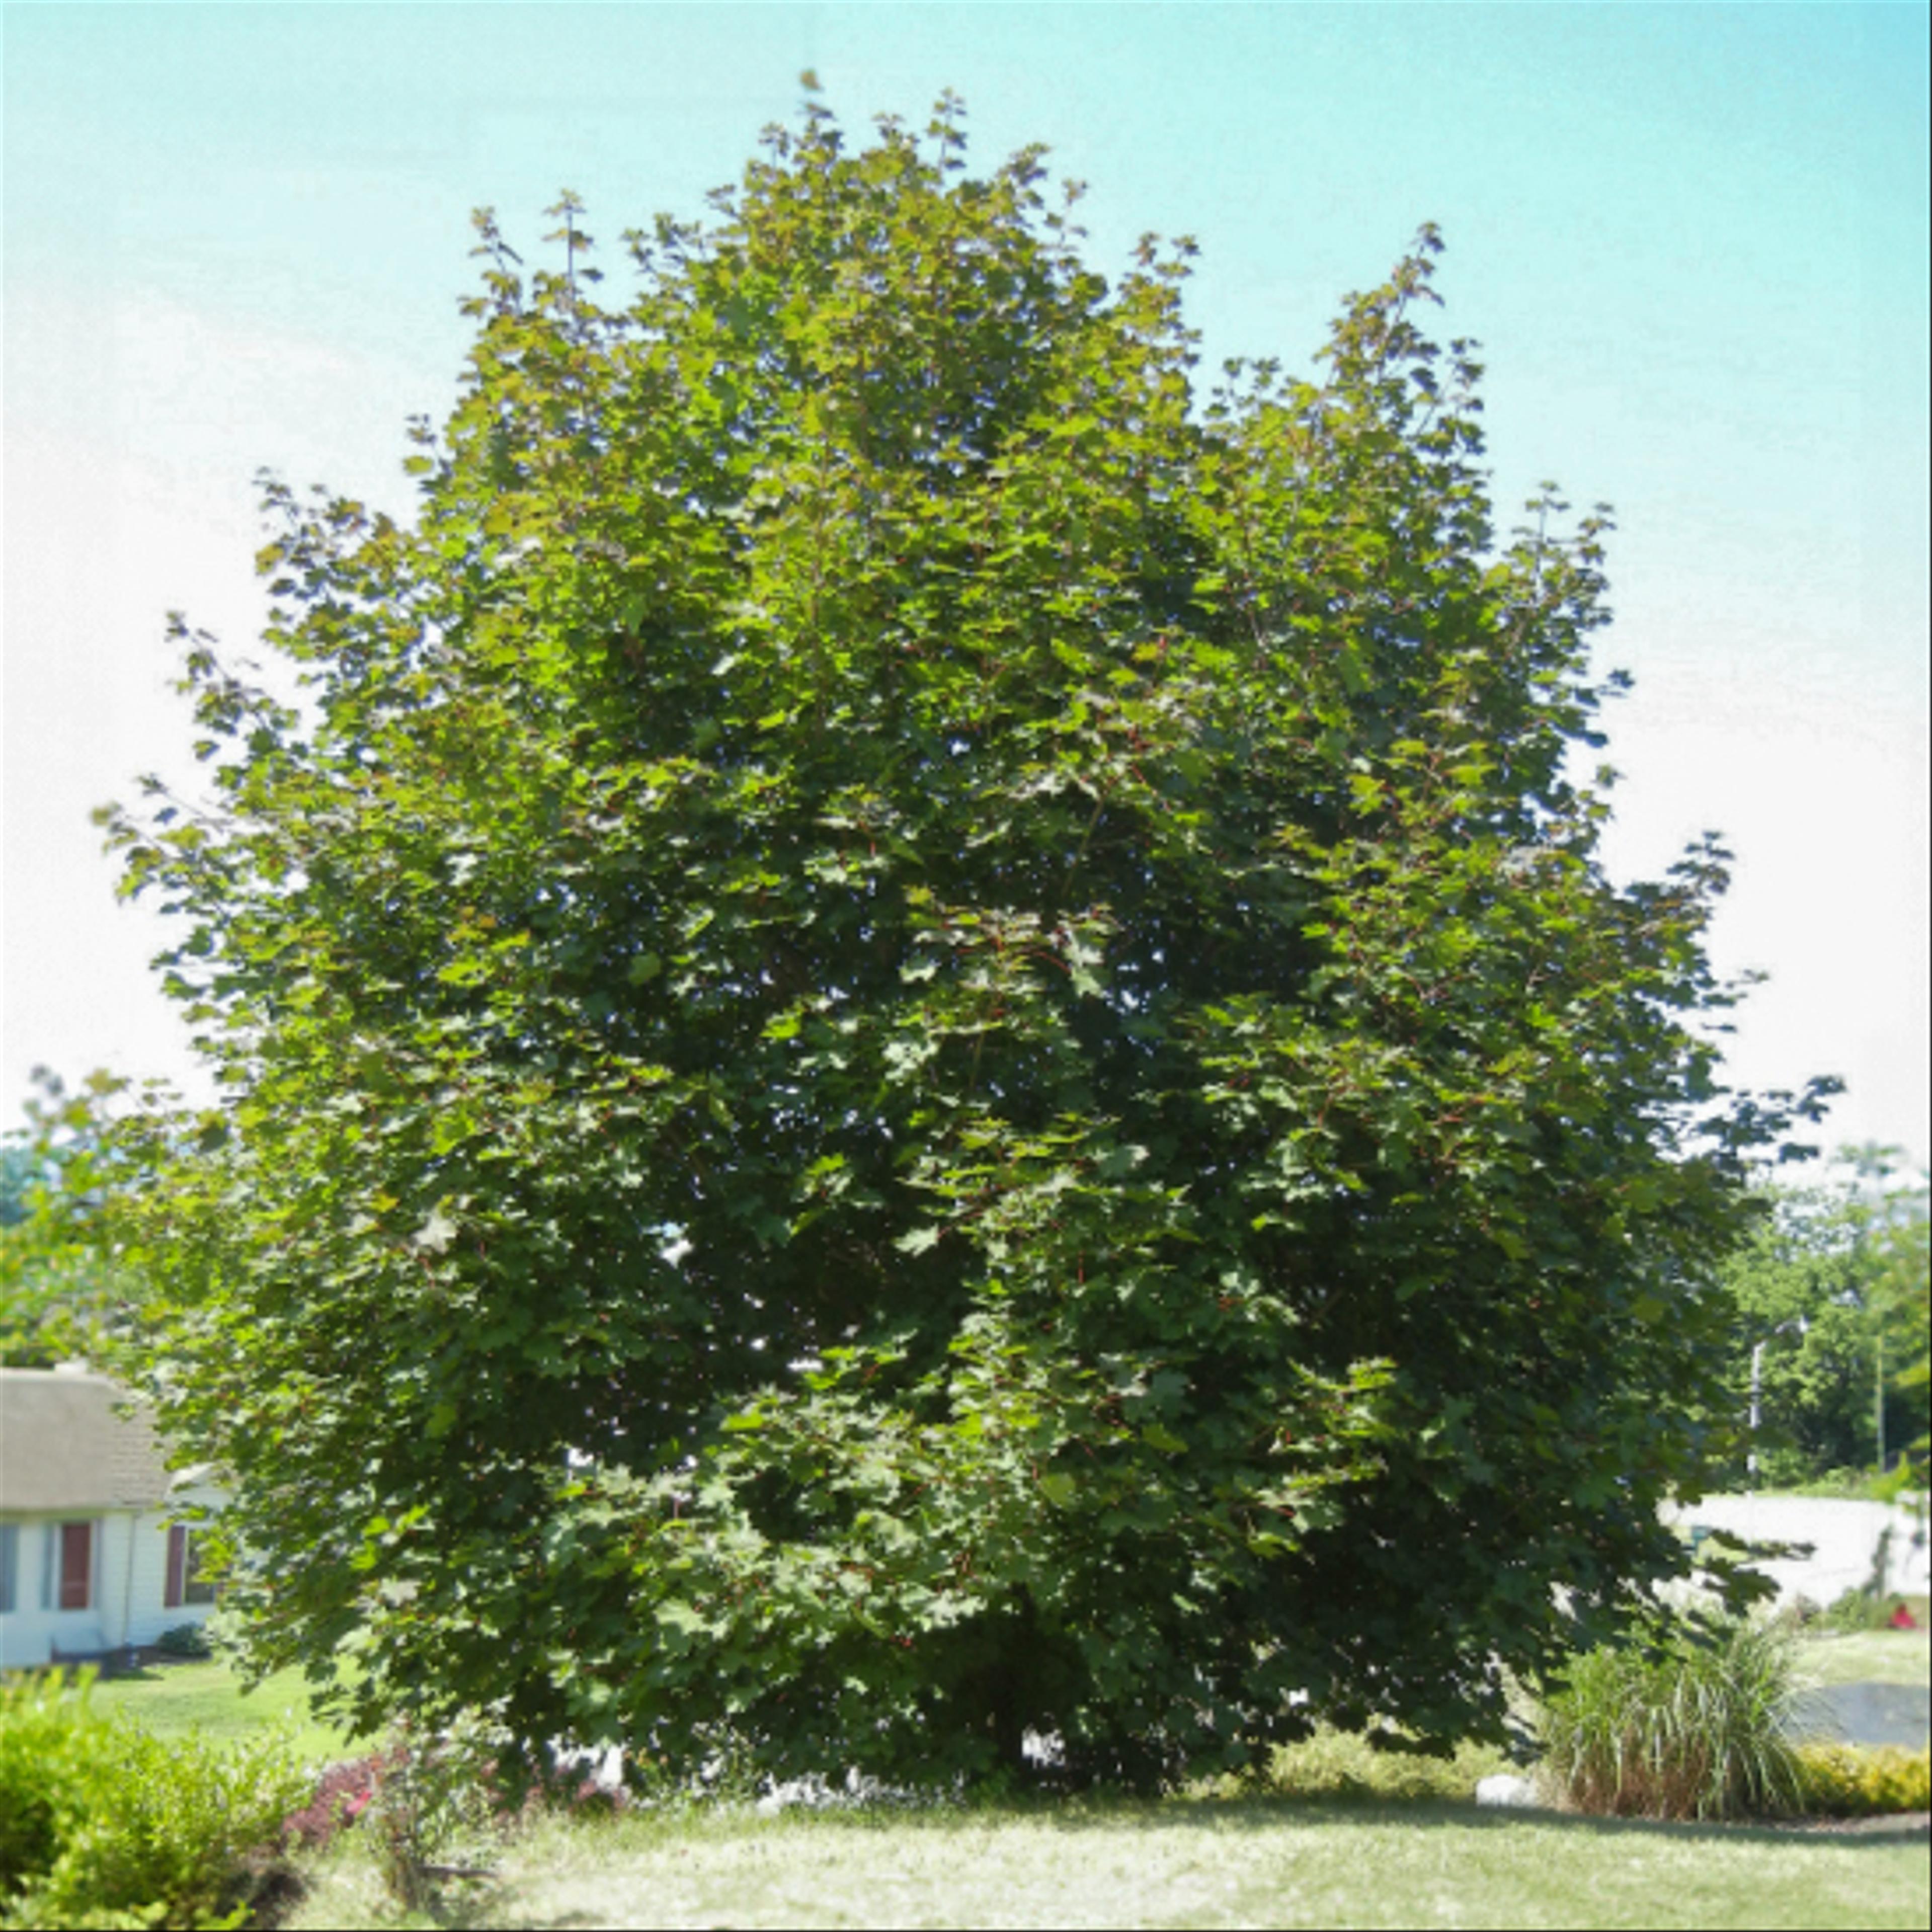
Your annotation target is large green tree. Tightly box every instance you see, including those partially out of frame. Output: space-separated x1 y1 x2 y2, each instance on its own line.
88 95 1827 1791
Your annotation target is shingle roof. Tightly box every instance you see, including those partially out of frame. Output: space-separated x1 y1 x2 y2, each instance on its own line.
0 1369 174 1512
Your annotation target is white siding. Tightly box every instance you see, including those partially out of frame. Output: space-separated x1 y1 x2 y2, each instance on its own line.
0 1516 108 1667
123 1487 221 1649
0 1494 221 1667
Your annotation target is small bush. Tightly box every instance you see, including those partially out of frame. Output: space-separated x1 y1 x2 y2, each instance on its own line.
0 1672 98 1899
1537 1615 1806 1822
1803 1584 1923 1635
359 1716 507 1913
278 1753 389 1853
154 1624 214 1660
1263 1725 1514 1803
0 1668 310 1929
1795 1743 1931 1816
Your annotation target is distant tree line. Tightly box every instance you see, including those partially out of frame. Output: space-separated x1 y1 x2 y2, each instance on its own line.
0 1073 144 1369
1711 1147 1928 1492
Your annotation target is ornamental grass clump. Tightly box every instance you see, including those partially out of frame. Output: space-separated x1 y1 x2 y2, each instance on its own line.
1537 1616 1807 1821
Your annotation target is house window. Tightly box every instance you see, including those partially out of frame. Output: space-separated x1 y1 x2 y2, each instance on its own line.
56 1522 93 1612
165 1526 218 1609
0 1525 16 1613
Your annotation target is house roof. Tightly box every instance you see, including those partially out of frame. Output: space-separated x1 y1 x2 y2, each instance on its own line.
0 1368 175 1512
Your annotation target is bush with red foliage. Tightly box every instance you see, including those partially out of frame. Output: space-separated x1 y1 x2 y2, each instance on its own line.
280 1741 625 1858
280 1752 392 1851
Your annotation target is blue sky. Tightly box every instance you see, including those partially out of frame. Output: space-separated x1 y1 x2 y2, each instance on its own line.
4 3 1928 1163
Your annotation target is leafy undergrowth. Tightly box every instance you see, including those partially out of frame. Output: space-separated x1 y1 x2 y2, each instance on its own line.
0 1670 311 1930
270 1658 1927 1929
1796 1744 1931 1817
263 1686 1926 1929
1258 1725 1515 1802
284 1797 1930 1931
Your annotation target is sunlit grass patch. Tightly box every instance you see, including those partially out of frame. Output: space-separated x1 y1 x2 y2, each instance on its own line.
1797 1626 1930 1689
284 1795 1931 1931
85 1657 356 1763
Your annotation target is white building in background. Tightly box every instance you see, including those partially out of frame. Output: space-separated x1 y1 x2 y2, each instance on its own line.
1665 1491 1931 1611
0 1366 222 1668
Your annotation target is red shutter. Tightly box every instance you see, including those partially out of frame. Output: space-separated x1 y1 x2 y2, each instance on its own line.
58 1522 92 1611
165 1524 187 1609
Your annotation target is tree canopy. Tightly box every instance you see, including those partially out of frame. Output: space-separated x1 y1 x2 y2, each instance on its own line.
88 94 1830 1791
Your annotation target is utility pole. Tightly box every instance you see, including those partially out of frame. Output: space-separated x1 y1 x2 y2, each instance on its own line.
1749 1317 1808 1493
1875 1330 1887 1476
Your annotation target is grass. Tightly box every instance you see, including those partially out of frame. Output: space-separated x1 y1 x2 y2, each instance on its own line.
284 1796 1931 1931
82 1634 1927 1928
84 1658 356 1764
1797 1627 1930 1689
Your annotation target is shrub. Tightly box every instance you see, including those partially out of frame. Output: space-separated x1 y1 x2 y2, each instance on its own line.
1804 1582 1924 1634
1264 1726 1515 1803
1795 1743 1931 1817
0 1669 310 1930
278 1730 614 1869
154 1624 214 1660
0 1672 98 1901
1536 1616 1806 1821
359 1717 507 1913
278 1753 389 1853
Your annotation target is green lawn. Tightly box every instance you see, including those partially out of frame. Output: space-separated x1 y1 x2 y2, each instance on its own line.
1797 1627 1930 1689
287 1797 1931 1931
69 1654 1929 1930
78 1639 1926 1930
85 1657 356 1763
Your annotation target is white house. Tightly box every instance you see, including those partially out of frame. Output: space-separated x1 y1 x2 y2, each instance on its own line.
0 1365 223 1669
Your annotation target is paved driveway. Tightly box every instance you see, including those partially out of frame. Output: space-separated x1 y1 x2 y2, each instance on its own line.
1787 1682 1930 1748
